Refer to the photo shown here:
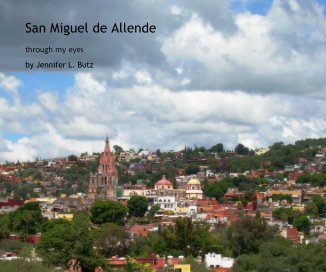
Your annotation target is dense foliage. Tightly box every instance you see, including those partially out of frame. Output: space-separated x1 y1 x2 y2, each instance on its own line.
90 200 128 225
227 216 279 256
272 207 296 223
127 195 148 217
233 239 326 272
0 214 9 239
93 223 130 257
56 160 98 194
0 260 58 272
297 172 326 187
305 195 326 217
129 217 225 258
203 176 262 202
37 212 106 272
9 202 46 239
272 194 293 204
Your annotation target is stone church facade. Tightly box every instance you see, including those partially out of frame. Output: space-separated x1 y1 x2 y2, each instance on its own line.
87 137 117 200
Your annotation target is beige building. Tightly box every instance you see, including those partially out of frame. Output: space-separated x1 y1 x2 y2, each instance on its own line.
185 178 203 199
153 176 185 211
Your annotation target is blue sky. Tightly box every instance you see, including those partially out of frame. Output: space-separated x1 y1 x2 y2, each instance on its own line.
231 0 273 15
13 72 74 104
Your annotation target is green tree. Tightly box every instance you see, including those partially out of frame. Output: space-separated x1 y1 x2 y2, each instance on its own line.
18 243 33 259
305 202 318 218
272 194 293 204
128 195 148 218
190 222 220 258
233 238 326 272
297 173 326 187
37 222 72 267
37 215 104 272
93 223 130 257
185 164 200 175
0 259 56 272
9 202 46 239
233 238 292 272
90 200 128 225
147 204 160 219
70 212 94 261
293 215 311 235
68 154 78 161
234 143 250 155
126 256 155 272
113 145 123 154
209 143 224 153
0 214 10 239
147 217 221 258
227 155 260 172
203 178 233 201
0 239 25 254
147 232 167 255
312 195 326 217
272 207 294 224
174 217 193 255
227 216 278 256
32 171 42 180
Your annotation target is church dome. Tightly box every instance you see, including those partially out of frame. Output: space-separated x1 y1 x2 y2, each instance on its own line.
187 178 201 185
155 175 172 186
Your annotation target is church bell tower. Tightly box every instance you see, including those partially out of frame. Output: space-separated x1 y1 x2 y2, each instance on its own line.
88 137 117 200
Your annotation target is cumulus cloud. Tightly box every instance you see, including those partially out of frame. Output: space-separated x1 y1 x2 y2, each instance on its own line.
0 73 21 92
37 92 58 112
1 72 326 162
162 1 326 94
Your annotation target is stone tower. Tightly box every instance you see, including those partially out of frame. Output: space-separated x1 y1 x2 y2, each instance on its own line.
88 137 117 200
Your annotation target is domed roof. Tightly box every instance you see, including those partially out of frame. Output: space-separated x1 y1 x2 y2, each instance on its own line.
187 178 201 185
155 175 172 186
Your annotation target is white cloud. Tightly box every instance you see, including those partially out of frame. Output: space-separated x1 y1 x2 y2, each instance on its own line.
171 5 182 16
1 137 37 162
38 92 58 112
161 2 326 95
134 70 153 84
58 116 108 139
0 72 326 162
112 70 129 80
0 73 21 92
74 73 107 94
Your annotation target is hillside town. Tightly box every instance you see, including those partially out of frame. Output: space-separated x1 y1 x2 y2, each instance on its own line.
1 137 326 272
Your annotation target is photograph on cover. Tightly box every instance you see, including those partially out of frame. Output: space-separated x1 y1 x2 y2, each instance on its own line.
0 1 326 271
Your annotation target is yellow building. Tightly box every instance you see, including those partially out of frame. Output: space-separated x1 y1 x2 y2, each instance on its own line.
269 190 302 204
174 264 191 272
123 189 145 197
175 207 188 215
57 213 74 221
185 178 203 199
25 197 57 204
